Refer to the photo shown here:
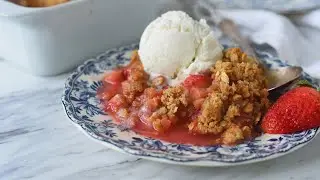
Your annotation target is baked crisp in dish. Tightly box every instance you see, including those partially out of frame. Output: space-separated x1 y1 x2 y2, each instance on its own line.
98 48 269 146
9 0 69 7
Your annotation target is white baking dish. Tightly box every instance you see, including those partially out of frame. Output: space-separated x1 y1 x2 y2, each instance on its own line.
0 0 160 76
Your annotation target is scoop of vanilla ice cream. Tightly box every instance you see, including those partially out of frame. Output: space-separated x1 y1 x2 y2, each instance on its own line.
138 11 223 84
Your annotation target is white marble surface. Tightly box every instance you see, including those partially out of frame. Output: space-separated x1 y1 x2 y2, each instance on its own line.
1 60 320 180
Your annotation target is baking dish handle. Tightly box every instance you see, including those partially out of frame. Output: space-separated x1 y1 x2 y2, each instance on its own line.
0 1 35 17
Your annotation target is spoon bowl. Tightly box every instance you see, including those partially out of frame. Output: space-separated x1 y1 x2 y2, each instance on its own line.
191 3 304 92
216 18 303 92
267 66 303 91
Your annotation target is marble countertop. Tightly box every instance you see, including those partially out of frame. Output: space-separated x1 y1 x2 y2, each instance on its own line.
1 60 320 180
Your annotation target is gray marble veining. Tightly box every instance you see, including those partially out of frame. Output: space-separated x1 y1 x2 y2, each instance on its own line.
1 84 320 180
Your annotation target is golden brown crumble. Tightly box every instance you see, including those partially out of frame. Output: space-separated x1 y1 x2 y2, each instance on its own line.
145 86 188 130
221 124 244 145
189 93 224 134
127 67 146 81
161 86 188 116
189 48 269 143
121 52 149 103
122 80 146 103
102 48 270 145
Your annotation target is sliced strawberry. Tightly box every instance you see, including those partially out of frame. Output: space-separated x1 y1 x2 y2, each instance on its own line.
139 111 152 127
189 87 208 101
160 118 172 131
183 74 212 88
119 114 138 129
152 116 176 132
153 119 163 132
145 87 162 98
146 98 161 111
100 84 121 101
106 94 128 113
104 69 125 84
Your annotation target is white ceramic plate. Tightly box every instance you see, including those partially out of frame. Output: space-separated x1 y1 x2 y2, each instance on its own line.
62 44 319 167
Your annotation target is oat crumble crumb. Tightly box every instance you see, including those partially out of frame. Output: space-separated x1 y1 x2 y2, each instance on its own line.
161 86 188 116
189 48 269 140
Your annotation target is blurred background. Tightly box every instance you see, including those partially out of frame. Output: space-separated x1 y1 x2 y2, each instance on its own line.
1 0 319 79
1 1 320 179
158 0 320 79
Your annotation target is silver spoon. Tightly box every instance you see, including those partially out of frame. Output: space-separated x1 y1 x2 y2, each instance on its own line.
217 18 303 91
187 0 303 91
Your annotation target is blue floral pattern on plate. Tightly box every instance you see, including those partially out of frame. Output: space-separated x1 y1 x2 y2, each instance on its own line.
62 44 319 166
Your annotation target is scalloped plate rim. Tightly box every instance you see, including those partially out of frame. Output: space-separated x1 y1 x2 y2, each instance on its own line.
61 43 320 167
62 103 319 167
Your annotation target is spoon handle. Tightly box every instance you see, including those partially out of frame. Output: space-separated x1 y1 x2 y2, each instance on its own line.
217 18 271 70
218 19 256 58
195 0 267 67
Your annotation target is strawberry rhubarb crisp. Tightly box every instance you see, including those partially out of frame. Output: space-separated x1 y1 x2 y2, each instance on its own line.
98 48 269 145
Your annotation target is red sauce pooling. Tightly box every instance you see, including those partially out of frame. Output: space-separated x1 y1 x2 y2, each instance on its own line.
97 51 260 146
133 120 220 146
98 84 220 146
97 52 223 146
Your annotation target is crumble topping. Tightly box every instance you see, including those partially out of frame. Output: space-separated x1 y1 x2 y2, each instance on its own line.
188 48 269 144
101 48 270 145
161 86 188 116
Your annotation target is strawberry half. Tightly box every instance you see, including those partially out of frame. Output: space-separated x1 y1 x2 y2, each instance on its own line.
262 86 320 134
